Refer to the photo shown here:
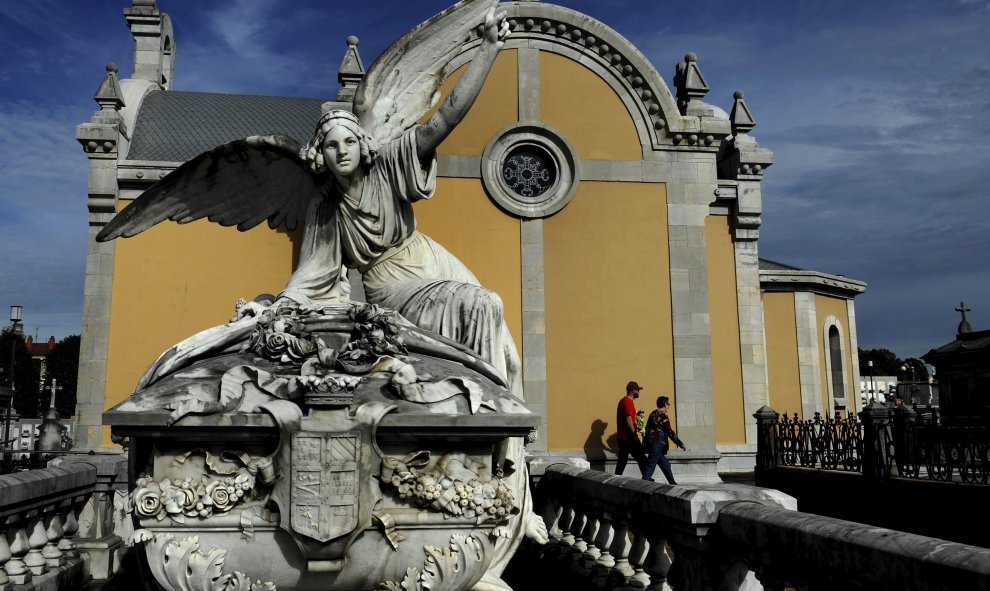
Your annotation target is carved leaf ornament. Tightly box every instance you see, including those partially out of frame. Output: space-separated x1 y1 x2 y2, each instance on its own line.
377 534 491 591
132 530 276 591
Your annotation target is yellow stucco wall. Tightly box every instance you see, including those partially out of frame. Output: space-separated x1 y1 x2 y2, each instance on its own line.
414 178 522 348
705 216 745 445
814 294 852 414
540 52 641 161
425 49 519 155
543 182 672 451
104 221 298 445
764 292 803 418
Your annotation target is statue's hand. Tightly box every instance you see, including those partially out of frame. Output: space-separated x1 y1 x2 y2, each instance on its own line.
232 299 271 323
483 6 510 47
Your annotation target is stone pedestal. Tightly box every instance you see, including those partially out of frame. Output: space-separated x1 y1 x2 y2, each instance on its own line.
74 536 123 581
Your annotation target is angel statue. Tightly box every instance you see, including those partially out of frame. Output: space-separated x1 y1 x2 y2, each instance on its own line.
100 1 549 589
98 1 521 396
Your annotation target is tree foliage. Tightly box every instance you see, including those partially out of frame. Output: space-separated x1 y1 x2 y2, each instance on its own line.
0 329 41 418
44 335 80 418
858 348 930 382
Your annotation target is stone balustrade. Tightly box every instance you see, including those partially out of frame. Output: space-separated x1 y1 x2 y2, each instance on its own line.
0 454 127 590
534 464 990 590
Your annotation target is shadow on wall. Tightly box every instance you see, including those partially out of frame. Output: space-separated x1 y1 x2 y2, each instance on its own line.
583 419 616 471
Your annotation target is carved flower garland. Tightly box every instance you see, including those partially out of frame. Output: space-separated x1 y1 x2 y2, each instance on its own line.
130 452 275 523
339 304 407 373
380 452 518 524
237 302 407 394
242 306 316 364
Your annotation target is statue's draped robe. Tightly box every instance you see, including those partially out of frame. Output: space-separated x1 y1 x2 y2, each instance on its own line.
281 127 513 381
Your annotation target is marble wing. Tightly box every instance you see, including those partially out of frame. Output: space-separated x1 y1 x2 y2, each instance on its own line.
96 134 322 242
352 0 498 146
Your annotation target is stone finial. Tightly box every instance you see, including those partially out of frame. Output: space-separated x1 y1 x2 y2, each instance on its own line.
124 1 175 89
730 90 756 136
94 63 125 112
674 52 710 114
955 301 972 334
337 36 366 102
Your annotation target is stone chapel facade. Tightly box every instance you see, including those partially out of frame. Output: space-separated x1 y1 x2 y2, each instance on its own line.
74 0 866 480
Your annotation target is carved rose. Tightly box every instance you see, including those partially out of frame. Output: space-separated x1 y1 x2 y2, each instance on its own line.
263 332 289 356
283 335 316 362
133 485 164 520
207 480 234 512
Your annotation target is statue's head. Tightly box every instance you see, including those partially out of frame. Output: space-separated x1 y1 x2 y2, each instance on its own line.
304 110 378 176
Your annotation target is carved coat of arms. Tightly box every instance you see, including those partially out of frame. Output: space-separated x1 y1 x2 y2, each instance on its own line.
291 431 361 542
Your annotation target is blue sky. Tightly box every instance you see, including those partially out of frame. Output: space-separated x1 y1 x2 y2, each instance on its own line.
1 0 988 361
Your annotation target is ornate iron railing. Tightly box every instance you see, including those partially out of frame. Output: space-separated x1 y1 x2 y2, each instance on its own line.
772 411 863 472
897 408 990 485
757 403 990 485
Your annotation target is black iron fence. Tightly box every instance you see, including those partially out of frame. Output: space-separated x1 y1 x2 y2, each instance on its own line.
755 402 990 485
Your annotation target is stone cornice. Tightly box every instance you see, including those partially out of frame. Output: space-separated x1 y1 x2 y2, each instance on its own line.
447 2 732 152
117 160 181 188
760 269 867 299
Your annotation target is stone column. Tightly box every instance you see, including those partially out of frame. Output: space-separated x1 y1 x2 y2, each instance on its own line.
793 292 822 420
74 65 129 450
516 47 549 452
665 150 718 450
846 299 863 414
734 238 769 446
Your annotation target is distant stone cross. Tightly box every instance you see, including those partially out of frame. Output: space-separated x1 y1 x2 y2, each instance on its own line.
46 379 62 409
955 301 972 334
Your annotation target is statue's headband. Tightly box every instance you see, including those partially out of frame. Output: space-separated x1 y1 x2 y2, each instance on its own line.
316 109 361 129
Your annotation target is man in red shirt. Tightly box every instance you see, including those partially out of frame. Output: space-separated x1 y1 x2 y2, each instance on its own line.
615 381 648 476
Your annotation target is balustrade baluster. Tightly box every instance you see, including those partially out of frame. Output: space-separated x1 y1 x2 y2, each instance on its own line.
643 532 670 591
5 527 31 584
0 531 11 591
568 508 589 565
551 504 575 561
24 518 48 575
607 520 634 589
578 513 601 574
591 516 615 588
624 528 651 590
58 507 79 558
42 514 64 567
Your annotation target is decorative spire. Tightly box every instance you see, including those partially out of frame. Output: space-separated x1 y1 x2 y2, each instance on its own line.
955 301 972 334
337 36 365 102
674 52 710 114
730 90 756 136
94 63 125 112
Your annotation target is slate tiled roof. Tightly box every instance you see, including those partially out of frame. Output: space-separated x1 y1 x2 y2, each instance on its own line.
127 91 333 162
925 330 990 356
759 258 804 271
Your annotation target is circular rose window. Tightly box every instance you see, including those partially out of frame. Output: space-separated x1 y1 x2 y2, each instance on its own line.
482 124 578 218
501 145 557 198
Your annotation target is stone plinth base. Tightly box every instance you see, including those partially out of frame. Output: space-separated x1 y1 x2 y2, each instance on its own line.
75 535 123 581
4 557 83 591
716 444 757 472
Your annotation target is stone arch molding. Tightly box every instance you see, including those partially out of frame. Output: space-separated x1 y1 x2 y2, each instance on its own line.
821 315 849 409
442 2 699 152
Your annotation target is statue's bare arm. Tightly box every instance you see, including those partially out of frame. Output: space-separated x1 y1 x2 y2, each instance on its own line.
416 6 510 162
